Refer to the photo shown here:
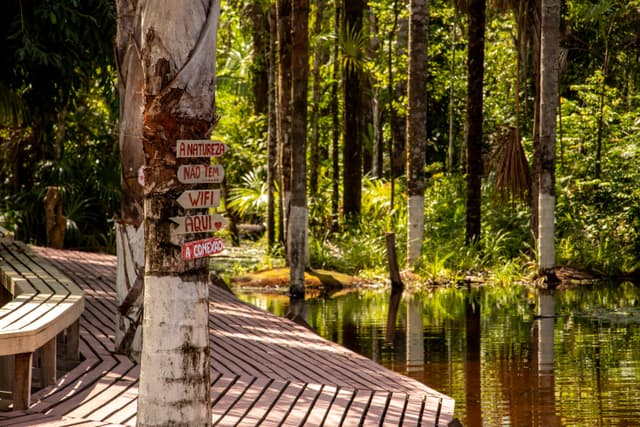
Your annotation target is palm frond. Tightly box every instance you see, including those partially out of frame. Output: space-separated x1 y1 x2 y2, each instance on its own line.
490 126 531 205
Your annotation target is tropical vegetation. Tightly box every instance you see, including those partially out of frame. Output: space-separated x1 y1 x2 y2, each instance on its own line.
1 0 639 286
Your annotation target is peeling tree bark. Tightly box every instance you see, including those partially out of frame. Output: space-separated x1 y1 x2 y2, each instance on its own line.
136 2 220 425
115 0 145 359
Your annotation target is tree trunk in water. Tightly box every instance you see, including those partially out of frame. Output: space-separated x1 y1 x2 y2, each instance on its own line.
406 0 429 267
137 2 220 425
342 0 364 220
277 0 293 251
289 0 309 299
537 0 559 275
465 0 485 244
115 0 145 359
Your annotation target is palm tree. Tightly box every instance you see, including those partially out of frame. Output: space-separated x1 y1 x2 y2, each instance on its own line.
136 1 220 424
538 0 560 276
277 0 293 248
406 0 429 266
289 0 309 299
342 0 365 220
464 0 486 244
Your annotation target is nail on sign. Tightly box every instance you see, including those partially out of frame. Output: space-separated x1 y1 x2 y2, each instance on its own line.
177 189 220 209
182 236 224 260
177 164 224 184
170 214 228 234
176 140 228 158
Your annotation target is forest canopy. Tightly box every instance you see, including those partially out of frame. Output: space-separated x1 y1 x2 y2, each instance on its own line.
1 0 639 281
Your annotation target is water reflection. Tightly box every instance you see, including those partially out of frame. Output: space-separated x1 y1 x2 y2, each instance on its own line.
235 282 640 426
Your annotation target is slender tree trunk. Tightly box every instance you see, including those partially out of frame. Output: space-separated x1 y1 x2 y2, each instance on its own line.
309 0 325 196
464 0 486 244
290 0 309 299
250 2 269 118
342 0 364 220
390 4 408 178
537 0 559 275
115 0 145 360
370 10 384 179
137 2 220 425
331 1 341 229
267 6 278 250
406 0 429 266
530 0 542 241
447 16 457 174
277 0 293 251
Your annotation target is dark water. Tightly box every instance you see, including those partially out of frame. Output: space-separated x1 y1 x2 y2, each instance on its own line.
235 282 640 427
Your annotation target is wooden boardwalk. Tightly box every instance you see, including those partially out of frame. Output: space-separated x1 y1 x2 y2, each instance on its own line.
0 247 455 426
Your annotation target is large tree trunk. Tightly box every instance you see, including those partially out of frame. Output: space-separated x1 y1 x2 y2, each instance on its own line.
277 0 293 250
115 0 145 360
406 0 429 266
538 0 559 275
289 0 309 299
137 2 220 425
342 0 364 220
464 0 486 244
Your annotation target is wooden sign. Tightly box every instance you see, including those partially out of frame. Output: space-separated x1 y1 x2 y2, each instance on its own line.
177 164 224 184
176 140 228 158
176 189 220 209
182 236 224 260
171 214 228 234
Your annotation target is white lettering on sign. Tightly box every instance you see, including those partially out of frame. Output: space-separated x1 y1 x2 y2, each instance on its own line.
176 140 228 158
177 164 225 184
170 214 228 234
182 236 224 260
176 189 220 209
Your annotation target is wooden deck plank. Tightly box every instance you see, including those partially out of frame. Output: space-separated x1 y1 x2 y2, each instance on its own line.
279 382 323 426
255 381 306 427
321 386 356 426
362 390 392 425
402 393 427 427
211 376 272 426
301 384 338 426
422 394 442 427
234 378 289 426
381 391 409 426
211 376 255 425
341 388 374 426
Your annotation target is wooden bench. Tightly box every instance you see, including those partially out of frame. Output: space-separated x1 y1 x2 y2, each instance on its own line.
0 238 84 410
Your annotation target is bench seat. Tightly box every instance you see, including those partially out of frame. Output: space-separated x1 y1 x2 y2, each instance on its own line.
0 239 84 410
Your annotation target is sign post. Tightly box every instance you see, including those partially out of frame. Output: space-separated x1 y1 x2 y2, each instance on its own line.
174 140 228 260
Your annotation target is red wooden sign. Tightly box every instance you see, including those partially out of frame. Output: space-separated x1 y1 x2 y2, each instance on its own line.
181 236 224 260
176 140 228 158
176 189 220 209
177 164 224 184
170 214 227 234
